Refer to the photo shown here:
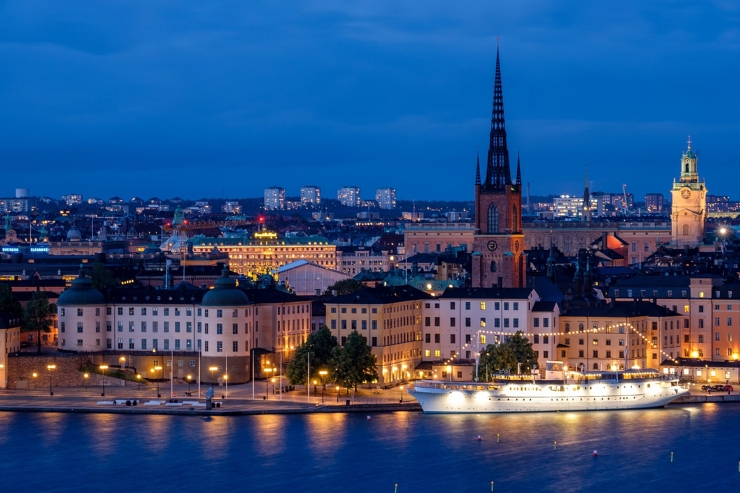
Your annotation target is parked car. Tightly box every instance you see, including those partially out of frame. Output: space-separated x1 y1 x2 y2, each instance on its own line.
701 385 713 392
711 385 727 392
726 385 734 392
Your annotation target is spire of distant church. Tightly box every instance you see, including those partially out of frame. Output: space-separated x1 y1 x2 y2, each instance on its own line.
475 152 481 185
515 149 521 186
484 40 512 190
582 164 592 222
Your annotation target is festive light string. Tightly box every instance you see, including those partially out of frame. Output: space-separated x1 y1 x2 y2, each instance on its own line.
439 322 679 366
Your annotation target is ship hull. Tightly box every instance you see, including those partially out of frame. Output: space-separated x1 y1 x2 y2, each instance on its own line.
408 379 688 414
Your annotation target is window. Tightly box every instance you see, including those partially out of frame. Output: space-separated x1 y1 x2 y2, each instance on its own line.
513 302 519 310
77 322 83 333
175 322 181 333
434 317 440 327
716 332 720 341
117 307 123 316
513 318 519 328
141 321 147 332
175 339 181 350
593 350 598 358
503 318 509 328
699 305 704 313
699 319 704 329
60 308 65 316
129 307 134 316
175 308 180 316
372 320 377 330
504 302 509 310
425 317 430 327
450 302 455 309
533 318 539 328
534 334 540 344
465 302 470 310
450 318 456 327
698 335 704 343
425 334 430 343
434 334 440 343
233 341 238 352
204 309 209 317
141 307 147 316
128 321 134 332
164 322 170 333
450 334 456 344
465 318 471 327
129 338 135 350
543 318 549 328
217 309 223 318
480 318 486 327
204 341 209 352
480 302 486 310
152 307 158 316
487 203 498 233
543 351 549 358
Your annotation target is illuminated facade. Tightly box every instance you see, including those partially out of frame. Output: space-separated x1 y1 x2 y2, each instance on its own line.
264 187 286 210
375 188 396 210
337 186 361 207
671 138 707 247
300 186 321 206
190 232 336 277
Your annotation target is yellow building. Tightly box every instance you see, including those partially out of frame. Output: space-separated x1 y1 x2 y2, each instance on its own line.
323 286 431 386
0 312 21 389
190 232 336 278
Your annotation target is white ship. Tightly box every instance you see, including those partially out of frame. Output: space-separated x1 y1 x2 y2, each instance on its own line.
408 362 688 413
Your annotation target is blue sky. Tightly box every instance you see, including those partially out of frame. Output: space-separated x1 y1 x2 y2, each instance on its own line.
1 1 739 202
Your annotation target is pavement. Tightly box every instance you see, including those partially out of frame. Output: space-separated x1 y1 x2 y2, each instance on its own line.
0 381 421 416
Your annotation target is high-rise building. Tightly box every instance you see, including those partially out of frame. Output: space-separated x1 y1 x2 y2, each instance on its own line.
222 201 242 214
337 186 361 207
0 198 28 213
300 186 321 206
553 195 598 218
264 187 286 210
472 46 525 289
375 188 396 209
670 137 707 247
644 193 664 213
62 194 83 206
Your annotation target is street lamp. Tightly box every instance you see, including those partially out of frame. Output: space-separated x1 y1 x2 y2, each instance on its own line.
47 364 56 396
264 367 273 399
209 366 218 385
223 374 229 399
119 356 126 370
99 365 108 396
319 369 328 403
83 373 89 391
136 374 141 391
152 366 162 397
32 372 37 390
400 385 404 403
186 375 192 393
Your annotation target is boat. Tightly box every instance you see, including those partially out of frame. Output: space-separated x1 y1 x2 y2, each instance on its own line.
408 361 689 413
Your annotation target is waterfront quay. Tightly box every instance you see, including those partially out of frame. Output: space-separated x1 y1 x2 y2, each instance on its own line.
0 381 421 416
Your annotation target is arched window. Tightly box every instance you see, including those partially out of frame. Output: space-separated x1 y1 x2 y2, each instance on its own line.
578 323 584 332
490 261 497 272
488 204 499 233
564 323 570 333
593 363 599 370
682 224 689 236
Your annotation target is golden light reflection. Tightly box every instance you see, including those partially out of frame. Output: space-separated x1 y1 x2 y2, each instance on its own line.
251 415 288 457
305 413 347 458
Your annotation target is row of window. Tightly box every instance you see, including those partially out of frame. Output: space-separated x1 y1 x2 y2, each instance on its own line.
61 304 308 318
330 319 378 330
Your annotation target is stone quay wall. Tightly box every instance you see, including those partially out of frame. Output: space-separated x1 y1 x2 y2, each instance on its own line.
6 353 138 390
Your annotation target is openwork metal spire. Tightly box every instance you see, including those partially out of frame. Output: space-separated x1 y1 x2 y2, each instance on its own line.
484 41 512 189
475 152 481 185
515 149 521 186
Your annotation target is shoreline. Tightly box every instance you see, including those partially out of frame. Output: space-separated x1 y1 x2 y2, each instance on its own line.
0 392 737 417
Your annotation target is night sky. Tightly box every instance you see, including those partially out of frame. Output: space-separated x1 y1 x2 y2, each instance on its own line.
1 1 739 202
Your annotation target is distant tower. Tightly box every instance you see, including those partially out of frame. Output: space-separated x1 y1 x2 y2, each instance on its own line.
472 43 525 288
670 137 707 247
582 165 592 222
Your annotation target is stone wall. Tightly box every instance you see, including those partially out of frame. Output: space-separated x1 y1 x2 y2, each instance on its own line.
7 354 139 390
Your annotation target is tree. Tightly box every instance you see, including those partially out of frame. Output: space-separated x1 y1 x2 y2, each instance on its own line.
0 283 22 319
325 279 364 296
22 291 56 353
90 263 118 290
285 325 338 386
330 331 378 391
476 332 539 381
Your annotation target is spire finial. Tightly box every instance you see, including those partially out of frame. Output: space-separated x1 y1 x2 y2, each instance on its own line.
475 152 481 185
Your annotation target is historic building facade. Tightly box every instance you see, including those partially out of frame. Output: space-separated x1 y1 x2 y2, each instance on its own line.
472 47 525 289
671 138 707 247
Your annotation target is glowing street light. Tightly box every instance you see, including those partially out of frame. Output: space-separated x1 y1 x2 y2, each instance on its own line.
264 367 273 399
83 372 89 391
151 366 163 397
186 374 192 393
99 365 109 396
47 364 56 396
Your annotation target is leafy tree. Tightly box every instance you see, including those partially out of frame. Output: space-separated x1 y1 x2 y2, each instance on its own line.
90 263 118 290
0 283 22 319
325 279 364 296
22 291 56 353
330 331 378 391
285 325 338 386
476 332 538 381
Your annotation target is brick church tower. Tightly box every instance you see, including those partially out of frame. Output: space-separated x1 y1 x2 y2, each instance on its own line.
472 45 525 288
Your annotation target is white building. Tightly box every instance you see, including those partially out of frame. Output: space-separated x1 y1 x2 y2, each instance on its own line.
553 195 598 218
0 198 29 213
375 188 396 210
277 260 350 296
62 194 83 206
300 186 321 206
337 186 361 207
264 187 286 210
222 201 242 214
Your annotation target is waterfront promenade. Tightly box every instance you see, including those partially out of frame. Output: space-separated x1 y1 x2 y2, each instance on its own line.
0 380 421 416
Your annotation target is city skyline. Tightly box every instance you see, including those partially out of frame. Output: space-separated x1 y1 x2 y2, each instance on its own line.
1 2 739 200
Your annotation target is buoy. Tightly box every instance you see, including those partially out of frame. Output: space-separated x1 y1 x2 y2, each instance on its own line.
593 450 598 457
477 435 482 441
367 416 371 421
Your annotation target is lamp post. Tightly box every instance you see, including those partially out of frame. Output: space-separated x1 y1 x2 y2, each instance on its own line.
223 374 229 399
120 356 126 371
209 366 218 386
47 364 56 396
400 384 404 403
152 366 162 397
273 377 277 395
99 365 108 396
32 372 37 389
83 373 89 391
264 367 273 399
136 374 141 391
319 369 328 403
186 375 192 393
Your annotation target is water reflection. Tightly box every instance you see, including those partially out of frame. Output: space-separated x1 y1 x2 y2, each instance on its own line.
251 415 287 457
305 413 346 459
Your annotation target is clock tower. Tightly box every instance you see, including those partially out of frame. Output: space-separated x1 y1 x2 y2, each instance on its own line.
670 137 707 247
472 45 525 288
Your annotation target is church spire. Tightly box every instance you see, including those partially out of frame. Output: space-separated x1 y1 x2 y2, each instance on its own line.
515 149 521 186
582 164 591 222
475 152 481 185
484 41 511 189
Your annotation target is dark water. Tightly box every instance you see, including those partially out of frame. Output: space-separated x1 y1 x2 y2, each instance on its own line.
1 404 739 492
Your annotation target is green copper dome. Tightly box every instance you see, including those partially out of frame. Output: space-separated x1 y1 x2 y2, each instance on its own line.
201 267 250 307
58 267 105 306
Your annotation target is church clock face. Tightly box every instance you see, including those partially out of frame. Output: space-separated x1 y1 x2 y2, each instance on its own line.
487 240 498 252
681 189 691 199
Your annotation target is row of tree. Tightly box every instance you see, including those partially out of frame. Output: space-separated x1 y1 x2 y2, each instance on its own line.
0 284 56 353
477 331 539 381
285 326 378 391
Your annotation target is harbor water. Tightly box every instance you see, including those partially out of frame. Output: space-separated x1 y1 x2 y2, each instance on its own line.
1 403 738 492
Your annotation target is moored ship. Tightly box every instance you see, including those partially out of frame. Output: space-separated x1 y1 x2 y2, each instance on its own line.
408 362 688 413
